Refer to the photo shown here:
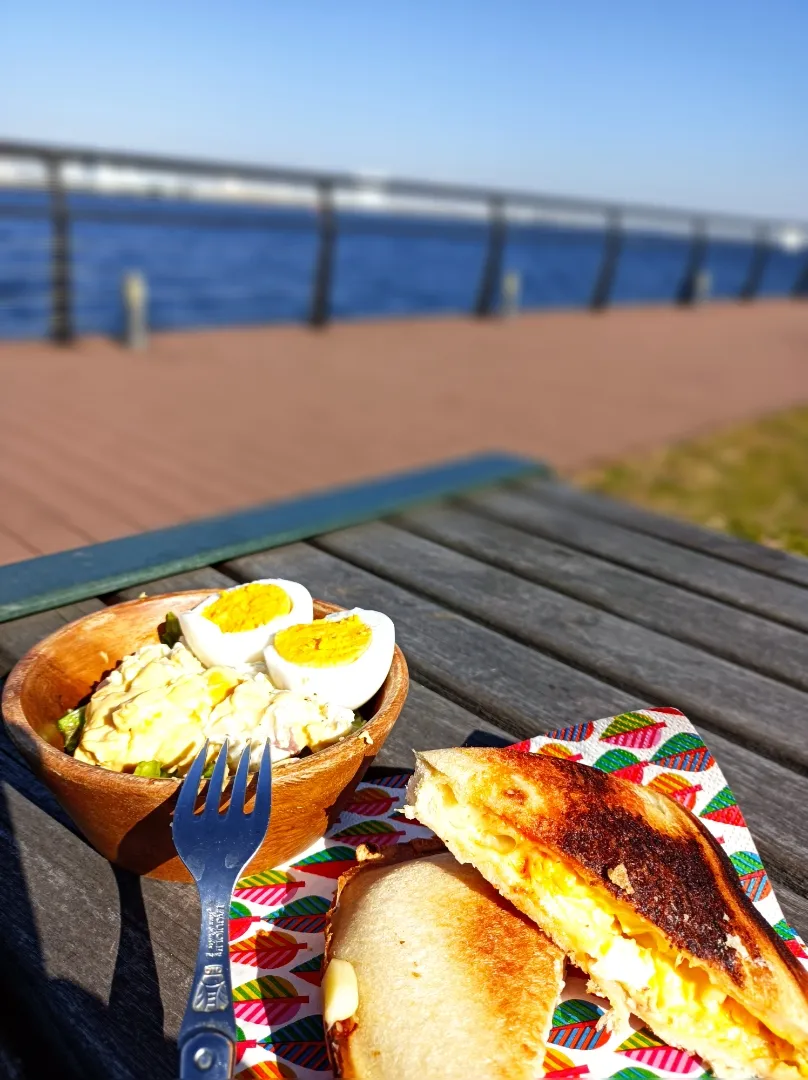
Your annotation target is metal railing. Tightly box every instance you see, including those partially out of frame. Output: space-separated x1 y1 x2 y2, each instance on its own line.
1 137 807 344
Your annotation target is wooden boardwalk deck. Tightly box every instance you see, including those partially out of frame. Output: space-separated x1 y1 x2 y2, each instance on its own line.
1 300 807 567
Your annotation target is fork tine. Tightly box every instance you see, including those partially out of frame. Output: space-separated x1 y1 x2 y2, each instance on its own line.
227 742 253 817
204 740 230 816
252 740 273 822
173 741 209 826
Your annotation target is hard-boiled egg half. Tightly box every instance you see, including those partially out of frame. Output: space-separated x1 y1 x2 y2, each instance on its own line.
179 579 313 668
263 608 395 711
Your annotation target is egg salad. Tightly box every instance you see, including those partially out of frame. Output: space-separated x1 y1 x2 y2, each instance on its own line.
65 581 395 778
73 640 357 776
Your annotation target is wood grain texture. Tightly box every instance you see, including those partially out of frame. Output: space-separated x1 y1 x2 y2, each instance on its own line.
465 486 808 632
525 478 808 589
107 566 237 600
398 504 808 692
779 887 808 938
375 680 514 771
702 728 808 900
0 771 184 1080
314 521 808 769
224 543 643 736
0 717 201 1048
0 599 105 679
0 473 93 557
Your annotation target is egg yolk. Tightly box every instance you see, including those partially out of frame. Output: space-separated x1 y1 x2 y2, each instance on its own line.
203 583 292 633
274 615 372 668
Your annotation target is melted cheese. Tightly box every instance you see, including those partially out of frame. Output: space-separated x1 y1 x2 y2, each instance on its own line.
323 958 359 1027
436 789 808 1078
523 854 775 1064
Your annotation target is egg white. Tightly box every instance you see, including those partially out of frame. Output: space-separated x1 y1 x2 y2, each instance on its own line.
263 607 395 711
179 579 313 668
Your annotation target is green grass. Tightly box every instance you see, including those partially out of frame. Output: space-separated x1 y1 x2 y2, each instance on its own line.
576 405 808 557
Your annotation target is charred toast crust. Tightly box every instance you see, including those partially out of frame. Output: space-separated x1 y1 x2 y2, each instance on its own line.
413 747 808 1010
502 751 807 990
518 759 745 978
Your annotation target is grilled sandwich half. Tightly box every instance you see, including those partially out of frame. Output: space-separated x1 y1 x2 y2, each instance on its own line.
322 839 565 1080
405 748 808 1079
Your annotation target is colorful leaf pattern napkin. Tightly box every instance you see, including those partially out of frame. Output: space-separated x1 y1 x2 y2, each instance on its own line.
228 707 808 1080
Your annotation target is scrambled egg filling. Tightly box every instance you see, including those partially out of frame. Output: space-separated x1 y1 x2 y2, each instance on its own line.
74 642 355 775
435 787 806 1077
203 582 292 633
274 614 372 668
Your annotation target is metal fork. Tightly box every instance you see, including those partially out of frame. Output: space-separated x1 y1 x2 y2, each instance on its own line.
172 740 272 1080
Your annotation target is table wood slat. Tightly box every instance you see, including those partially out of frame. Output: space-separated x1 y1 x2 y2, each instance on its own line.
375 681 513 770
314 521 808 769
524 479 808 589
779 887 808 937
702 728 808 898
0 773 184 1080
223 543 644 736
465 487 808 632
108 566 236 601
397 504 808 692
0 599 106 679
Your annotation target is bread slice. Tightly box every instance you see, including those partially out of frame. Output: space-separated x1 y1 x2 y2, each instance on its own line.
405 748 808 1079
322 839 565 1079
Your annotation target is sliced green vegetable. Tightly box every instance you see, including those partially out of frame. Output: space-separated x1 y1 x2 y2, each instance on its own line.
133 760 168 778
57 705 86 754
202 759 216 778
159 611 182 648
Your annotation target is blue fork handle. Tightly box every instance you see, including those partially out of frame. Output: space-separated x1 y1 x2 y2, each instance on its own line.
178 871 239 1080
179 1032 234 1080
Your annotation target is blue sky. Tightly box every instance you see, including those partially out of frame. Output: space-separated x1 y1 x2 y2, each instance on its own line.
2 0 807 218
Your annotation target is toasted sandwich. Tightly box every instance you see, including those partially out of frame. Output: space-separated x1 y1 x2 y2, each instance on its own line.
405 748 808 1079
322 838 565 1079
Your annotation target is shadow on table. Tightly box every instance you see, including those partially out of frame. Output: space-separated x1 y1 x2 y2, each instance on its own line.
462 729 512 749
0 738 178 1080
0 724 516 1078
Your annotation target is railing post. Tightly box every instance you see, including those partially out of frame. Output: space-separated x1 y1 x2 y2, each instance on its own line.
474 197 506 317
590 210 622 310
740 227 770 301
309 181 336 328
122 270 148 349
47 155 73 343
676 218 708 305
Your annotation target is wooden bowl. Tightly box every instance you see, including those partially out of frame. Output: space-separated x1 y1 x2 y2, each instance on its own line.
1 591 408 881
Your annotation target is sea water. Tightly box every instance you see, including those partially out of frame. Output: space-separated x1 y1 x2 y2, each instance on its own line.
0 190 804 340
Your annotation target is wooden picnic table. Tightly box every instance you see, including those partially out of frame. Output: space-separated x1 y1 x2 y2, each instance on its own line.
0 453 807 1080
